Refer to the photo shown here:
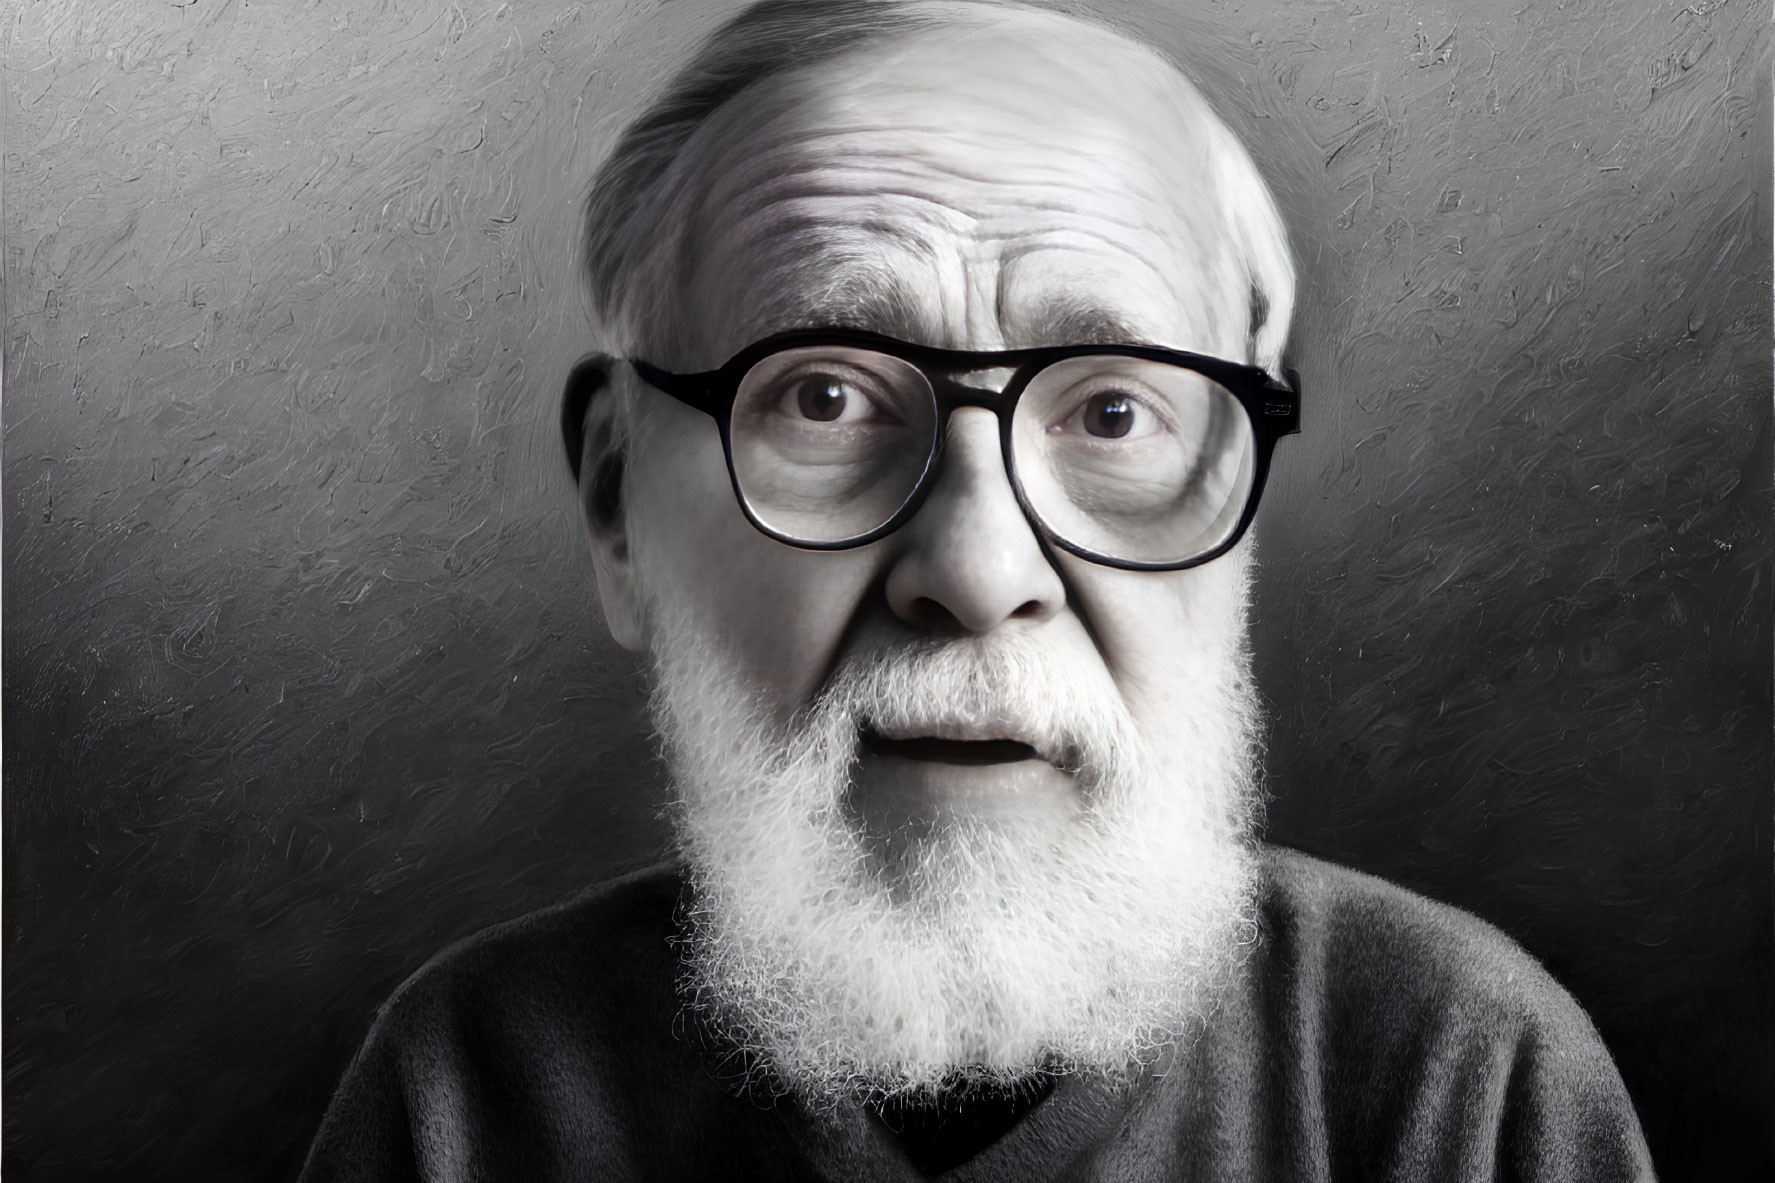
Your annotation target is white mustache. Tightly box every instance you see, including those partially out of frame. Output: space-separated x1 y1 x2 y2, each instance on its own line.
809 633 1134 781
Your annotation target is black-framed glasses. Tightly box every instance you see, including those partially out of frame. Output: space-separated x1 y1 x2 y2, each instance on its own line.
630 329 1300 571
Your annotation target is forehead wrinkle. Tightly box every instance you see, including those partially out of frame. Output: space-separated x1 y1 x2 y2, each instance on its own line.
750 151 1173 231
672 186 956 359
661 45 1249 361
724 189 976 245
701 165 1195 303
696 90 1184 225
759 124 1144 192
692 209 1219 354
681 192 1232 359
984 224 1188 271
766 153 1205 285
691 156 977 267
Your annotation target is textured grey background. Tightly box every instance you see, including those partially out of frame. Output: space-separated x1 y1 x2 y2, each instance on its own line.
4 0 1768 1179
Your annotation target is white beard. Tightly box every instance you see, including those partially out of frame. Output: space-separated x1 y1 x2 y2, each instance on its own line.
644 591 1263 1107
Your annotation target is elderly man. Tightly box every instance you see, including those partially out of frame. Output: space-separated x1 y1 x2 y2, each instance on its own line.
303 2 1654 1179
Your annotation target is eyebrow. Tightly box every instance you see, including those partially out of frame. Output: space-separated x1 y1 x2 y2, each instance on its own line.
781 275 933 344
769 274 1153 351
1013 302 1152 349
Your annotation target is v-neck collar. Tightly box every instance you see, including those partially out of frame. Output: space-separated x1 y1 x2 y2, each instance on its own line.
771 1063 1159 1181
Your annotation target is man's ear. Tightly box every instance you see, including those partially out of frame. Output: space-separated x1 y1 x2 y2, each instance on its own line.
563 354 646 652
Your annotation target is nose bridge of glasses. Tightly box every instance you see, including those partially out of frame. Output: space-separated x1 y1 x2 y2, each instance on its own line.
928 365 1022 414
947 363 1018 390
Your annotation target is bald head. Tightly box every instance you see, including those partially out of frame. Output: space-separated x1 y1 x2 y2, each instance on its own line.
581 0 1293 375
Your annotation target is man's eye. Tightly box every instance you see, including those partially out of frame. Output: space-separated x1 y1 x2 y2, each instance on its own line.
1082 391 1136 438
788 374 874 423
1060 388 1157 440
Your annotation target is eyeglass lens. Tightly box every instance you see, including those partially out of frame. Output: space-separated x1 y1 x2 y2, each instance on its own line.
727 346 1256 564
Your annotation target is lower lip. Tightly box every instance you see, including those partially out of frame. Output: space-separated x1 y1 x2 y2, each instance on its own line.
848 738 1082 831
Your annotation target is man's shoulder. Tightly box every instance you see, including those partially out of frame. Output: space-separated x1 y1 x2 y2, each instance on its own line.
301 861 696 1181
1260 845 1553 982
303 864 792 1180
436 857 682 965
1238 845 1652 1181
1254 843 1588 1035
372 859 685 1046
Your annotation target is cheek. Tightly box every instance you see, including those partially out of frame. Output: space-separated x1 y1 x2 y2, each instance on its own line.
628 407 885 717
1061 550 1253 728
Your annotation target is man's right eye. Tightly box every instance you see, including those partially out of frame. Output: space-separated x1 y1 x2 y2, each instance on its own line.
782 373 884 424
795 376 850 421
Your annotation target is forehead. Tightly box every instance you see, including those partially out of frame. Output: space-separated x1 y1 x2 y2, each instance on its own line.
655 21 1245 369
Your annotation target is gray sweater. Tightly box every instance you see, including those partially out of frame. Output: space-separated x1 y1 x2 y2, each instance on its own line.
300 846 1655 1181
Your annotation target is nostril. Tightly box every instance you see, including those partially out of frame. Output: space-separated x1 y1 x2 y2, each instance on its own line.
1010 599 1045 619
909 596 959 628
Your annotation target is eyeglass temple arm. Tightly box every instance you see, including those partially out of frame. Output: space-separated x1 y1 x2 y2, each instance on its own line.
631 360 731 418
1259 366 1302 437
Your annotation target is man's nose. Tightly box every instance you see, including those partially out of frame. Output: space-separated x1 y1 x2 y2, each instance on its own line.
883 407 1066 632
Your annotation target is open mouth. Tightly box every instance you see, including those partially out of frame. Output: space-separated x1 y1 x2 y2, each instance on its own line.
859 729 1041 766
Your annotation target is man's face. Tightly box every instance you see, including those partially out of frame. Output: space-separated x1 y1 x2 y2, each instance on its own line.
595 17 1265 1099
625 20 1256 838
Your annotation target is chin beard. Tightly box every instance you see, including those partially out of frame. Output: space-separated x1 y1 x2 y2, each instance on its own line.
645 597 1263 1108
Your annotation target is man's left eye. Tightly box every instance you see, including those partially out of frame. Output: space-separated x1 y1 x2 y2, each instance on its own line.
1060 389 1157 440
1082 391 1136 438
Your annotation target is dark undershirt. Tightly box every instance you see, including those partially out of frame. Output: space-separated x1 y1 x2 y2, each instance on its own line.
869 1073 1058 1175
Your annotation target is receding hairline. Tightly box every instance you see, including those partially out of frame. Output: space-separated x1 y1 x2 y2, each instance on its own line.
584 2 1202 329
581 2 968 332
578 0 1296 373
